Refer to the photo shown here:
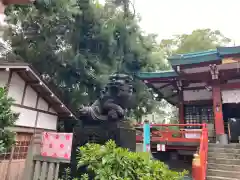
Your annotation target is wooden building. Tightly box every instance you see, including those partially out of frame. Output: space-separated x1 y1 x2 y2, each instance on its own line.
0 62 77 180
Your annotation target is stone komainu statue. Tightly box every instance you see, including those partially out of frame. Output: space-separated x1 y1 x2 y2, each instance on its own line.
78 73 134 122
70 74 136 179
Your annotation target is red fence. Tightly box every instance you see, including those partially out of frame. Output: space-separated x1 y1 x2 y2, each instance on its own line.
135 123 208 180
135 123 204 143
192 124 208 180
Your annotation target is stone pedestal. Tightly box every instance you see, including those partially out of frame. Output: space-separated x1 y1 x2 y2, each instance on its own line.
70 120 136 178
217 134 228 145
115 122 136 152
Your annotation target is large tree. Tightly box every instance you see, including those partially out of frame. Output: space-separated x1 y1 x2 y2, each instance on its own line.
160 29 231 56
5 0 167 120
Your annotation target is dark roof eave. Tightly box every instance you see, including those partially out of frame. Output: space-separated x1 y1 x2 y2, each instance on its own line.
168 46 240 67
0 63 78 120
217 46 240 56
169 53 221 66
136 71 178 80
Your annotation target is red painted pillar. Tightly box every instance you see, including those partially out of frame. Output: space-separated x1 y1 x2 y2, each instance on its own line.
178 91 184 124
212 85 225 135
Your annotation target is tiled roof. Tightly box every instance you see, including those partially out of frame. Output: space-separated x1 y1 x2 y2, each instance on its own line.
168 46 240 66
137 71 178 80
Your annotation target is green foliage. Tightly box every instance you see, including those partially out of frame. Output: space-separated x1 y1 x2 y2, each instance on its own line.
76 140 187 180
0 88 19 152
5 1 232 123
5 0 167 120
159 29 231 56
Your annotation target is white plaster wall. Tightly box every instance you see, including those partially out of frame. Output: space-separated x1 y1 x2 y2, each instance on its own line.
0 71 9 87
8 72 25 104
183 89 212 101
37 113 58 130
228 79 240 83
188 82 206 88
2 71 59 131
12 105 58 130
49 107 57 114
23 86 37 107
12 106 37 128
37 97 48 111
183 66 209 74
222 90 240 104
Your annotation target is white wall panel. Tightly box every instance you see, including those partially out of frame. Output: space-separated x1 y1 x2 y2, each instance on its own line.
222 89 240 104
8 73 25 104
183 89 212 101
0 70 61 131
23 86 37 107
49 107 57 114
188 82 206 87
37 113 58 130
228 79 240 83
12 106 37 128
37 97 48 111
0 71 9 87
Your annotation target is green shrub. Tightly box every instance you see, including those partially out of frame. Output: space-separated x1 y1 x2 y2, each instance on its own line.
0 87 19 153
75 140 187 180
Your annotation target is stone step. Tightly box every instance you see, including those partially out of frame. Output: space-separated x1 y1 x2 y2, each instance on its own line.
207 169 240 179
207 176 240 180
208 147 240 154
208 152 240 159
208 143 240 149
208 163 240 171
208 158 240 165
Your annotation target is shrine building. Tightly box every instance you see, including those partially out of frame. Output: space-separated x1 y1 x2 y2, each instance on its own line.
137 46 240 145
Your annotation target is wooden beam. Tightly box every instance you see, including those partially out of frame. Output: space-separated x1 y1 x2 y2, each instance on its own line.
6 126 56 133
221 82 240 90
212 84 224 135
0 68 26 71
5 70 13 94
34 93 40 130
21 83 28 105
26 81 42 85
183 86 206 91
145 78 176 83
165 93 178 99
183 100 212 105
51 103 62 107
173 60 221 70
13 103 57 116
158 83 172 90
178 90 184 124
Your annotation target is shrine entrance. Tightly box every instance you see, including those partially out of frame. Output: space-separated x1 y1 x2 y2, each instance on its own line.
222 103 240 142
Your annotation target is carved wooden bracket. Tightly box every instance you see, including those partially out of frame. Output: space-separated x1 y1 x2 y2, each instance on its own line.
209 64 219 80
176 80 182 91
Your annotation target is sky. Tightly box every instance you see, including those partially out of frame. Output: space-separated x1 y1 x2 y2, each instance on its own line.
134 0 240 44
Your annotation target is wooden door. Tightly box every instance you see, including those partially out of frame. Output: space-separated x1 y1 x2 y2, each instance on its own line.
0 132 32 180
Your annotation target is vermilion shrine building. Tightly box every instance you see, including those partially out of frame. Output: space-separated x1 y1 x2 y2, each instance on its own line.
138 46 240 145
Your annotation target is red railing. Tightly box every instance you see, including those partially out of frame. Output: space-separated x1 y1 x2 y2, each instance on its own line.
136 123 204 143
192 124 208 180
135 123 208 180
